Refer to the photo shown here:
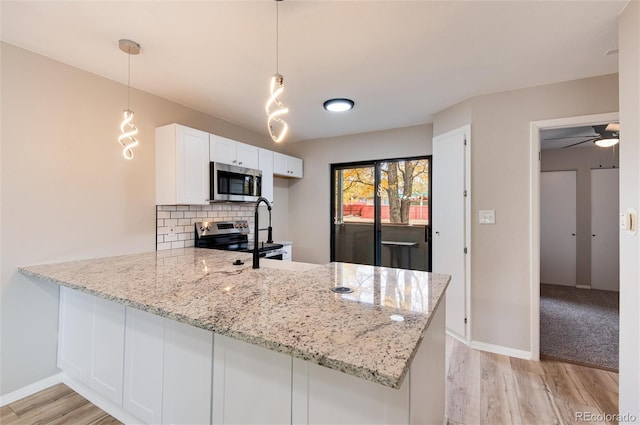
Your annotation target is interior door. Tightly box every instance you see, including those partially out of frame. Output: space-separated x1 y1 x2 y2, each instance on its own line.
540 171 577 286
432 126 468 341
591 168 620 291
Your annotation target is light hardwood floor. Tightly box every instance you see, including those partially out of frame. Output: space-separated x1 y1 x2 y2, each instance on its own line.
1 339 619 425
446 337 619 425
0 384 120 425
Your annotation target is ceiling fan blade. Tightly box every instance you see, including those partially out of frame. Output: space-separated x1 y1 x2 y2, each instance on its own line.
561 137 598 149
544 134 599 141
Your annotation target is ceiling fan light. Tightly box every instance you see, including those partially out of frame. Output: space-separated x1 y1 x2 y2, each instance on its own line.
323 98 355 112
594 138 619 148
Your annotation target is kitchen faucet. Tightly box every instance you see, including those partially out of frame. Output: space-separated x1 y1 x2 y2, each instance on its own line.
253 197 272 269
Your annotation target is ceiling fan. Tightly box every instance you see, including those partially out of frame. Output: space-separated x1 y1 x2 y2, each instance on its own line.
546 123 620 149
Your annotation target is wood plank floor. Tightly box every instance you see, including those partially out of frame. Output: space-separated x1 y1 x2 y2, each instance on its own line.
446 337 620 425
0 384 121 425
2 339 619 425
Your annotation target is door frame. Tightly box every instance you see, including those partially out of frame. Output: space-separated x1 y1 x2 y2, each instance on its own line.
432 125 471 344
529 112 619 361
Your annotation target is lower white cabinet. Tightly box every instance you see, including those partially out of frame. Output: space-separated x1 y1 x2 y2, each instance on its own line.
213 334 291 425
58 287 125 406
123 307 165 425
163 319 213 425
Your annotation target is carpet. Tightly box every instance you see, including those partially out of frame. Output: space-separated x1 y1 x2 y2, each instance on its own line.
540 283 619 370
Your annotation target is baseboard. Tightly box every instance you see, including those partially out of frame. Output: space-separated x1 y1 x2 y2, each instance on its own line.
446 329 468 344
61 374 141 425
470 340 533 360
0 373 63 407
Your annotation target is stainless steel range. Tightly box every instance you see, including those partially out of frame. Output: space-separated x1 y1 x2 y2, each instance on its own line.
194 221 284 260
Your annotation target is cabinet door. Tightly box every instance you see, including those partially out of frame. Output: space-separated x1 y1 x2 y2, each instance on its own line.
288 156 303 178
282 244 292 261
259 148 274 203
58 287 92 382
176 125 210 205
210 135 238 166
236 142 259 169
162 320 213 425
273 152 288 176
213 334 291 425
89 297 126 406
124 307 165 425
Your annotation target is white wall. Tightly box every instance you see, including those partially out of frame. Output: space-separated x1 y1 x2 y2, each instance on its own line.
284 124 433 264
0 43 282 396
433 74 619 353
618 0 640 418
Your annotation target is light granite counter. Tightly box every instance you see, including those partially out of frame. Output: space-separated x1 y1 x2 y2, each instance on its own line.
19 247 449 389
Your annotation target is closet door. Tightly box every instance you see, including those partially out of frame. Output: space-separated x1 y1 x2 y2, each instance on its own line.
541 171 577 286
590 168 619 291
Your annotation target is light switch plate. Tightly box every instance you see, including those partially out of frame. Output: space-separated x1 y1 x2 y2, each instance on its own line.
479 210 495 224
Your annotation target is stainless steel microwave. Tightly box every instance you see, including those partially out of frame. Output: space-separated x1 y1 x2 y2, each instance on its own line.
210 163 262 202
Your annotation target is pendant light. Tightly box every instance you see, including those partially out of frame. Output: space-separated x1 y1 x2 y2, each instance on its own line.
265 0 289 143
118 39 140 160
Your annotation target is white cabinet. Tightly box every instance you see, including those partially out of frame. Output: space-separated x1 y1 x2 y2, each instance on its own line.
90 296 126 405
156 124 210 205
162 320 213 425
213 334 292 425
273 152 303 178
58 287 125 406
210 134 259 170
258 148 274 203
123 307 165 425
281 243 292 261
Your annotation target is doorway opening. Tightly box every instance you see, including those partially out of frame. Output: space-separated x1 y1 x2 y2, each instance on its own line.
531 112 620 370
330 156 432 271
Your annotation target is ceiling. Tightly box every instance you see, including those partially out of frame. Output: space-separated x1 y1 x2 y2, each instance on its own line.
0 1 626 143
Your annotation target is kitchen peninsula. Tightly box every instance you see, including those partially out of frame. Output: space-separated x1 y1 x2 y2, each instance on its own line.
19 248 450 425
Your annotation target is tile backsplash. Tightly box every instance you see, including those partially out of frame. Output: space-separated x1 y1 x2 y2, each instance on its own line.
156 204 255 251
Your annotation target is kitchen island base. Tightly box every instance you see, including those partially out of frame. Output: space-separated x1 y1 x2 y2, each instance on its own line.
55 285 446 424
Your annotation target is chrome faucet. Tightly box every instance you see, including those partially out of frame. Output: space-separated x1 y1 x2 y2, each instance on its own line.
253 197 272 269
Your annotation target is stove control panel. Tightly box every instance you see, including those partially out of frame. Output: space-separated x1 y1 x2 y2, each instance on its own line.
195 220 250 238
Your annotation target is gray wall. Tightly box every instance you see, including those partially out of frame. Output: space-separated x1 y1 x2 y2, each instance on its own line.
618 0 640 417
284 124 433 265
541 146 619 288
432 74 619 352
0 43 285 395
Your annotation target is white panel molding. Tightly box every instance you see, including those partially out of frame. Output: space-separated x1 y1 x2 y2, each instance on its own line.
470 340 533 361
0 373 63 407
529 111 619 362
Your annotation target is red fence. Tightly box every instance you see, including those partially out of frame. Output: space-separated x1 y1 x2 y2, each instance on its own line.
343 203 429 220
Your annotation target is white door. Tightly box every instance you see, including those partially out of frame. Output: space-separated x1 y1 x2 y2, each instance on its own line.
432 125 469 341
591 168 620 291
540 171 577 286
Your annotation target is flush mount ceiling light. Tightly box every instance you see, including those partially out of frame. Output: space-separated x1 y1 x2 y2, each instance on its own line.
265 0 289 143
323 98 355 112
118 39 140 160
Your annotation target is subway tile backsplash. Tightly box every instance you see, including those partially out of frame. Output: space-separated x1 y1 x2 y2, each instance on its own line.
156 204 255 251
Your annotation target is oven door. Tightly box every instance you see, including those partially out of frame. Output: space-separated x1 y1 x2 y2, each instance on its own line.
262 249 284 260
211 163 262 202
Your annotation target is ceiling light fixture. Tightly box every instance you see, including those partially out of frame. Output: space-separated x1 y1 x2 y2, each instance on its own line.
595 123 620 148
323 98 355 112
118 39 140 160
265 0 289 143
594 137 619 148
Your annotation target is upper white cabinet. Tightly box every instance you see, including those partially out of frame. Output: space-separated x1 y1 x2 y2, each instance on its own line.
210 134 259 170
156 124 210 205
258 148 274 203
273 152 303 178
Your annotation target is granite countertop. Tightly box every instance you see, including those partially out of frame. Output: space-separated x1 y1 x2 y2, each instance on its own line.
18 248 449 389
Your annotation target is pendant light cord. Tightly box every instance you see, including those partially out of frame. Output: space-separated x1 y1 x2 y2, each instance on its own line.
276 1 279 74
127 46 131 110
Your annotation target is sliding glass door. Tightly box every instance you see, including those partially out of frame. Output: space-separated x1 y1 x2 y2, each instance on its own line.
331 157 431 271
